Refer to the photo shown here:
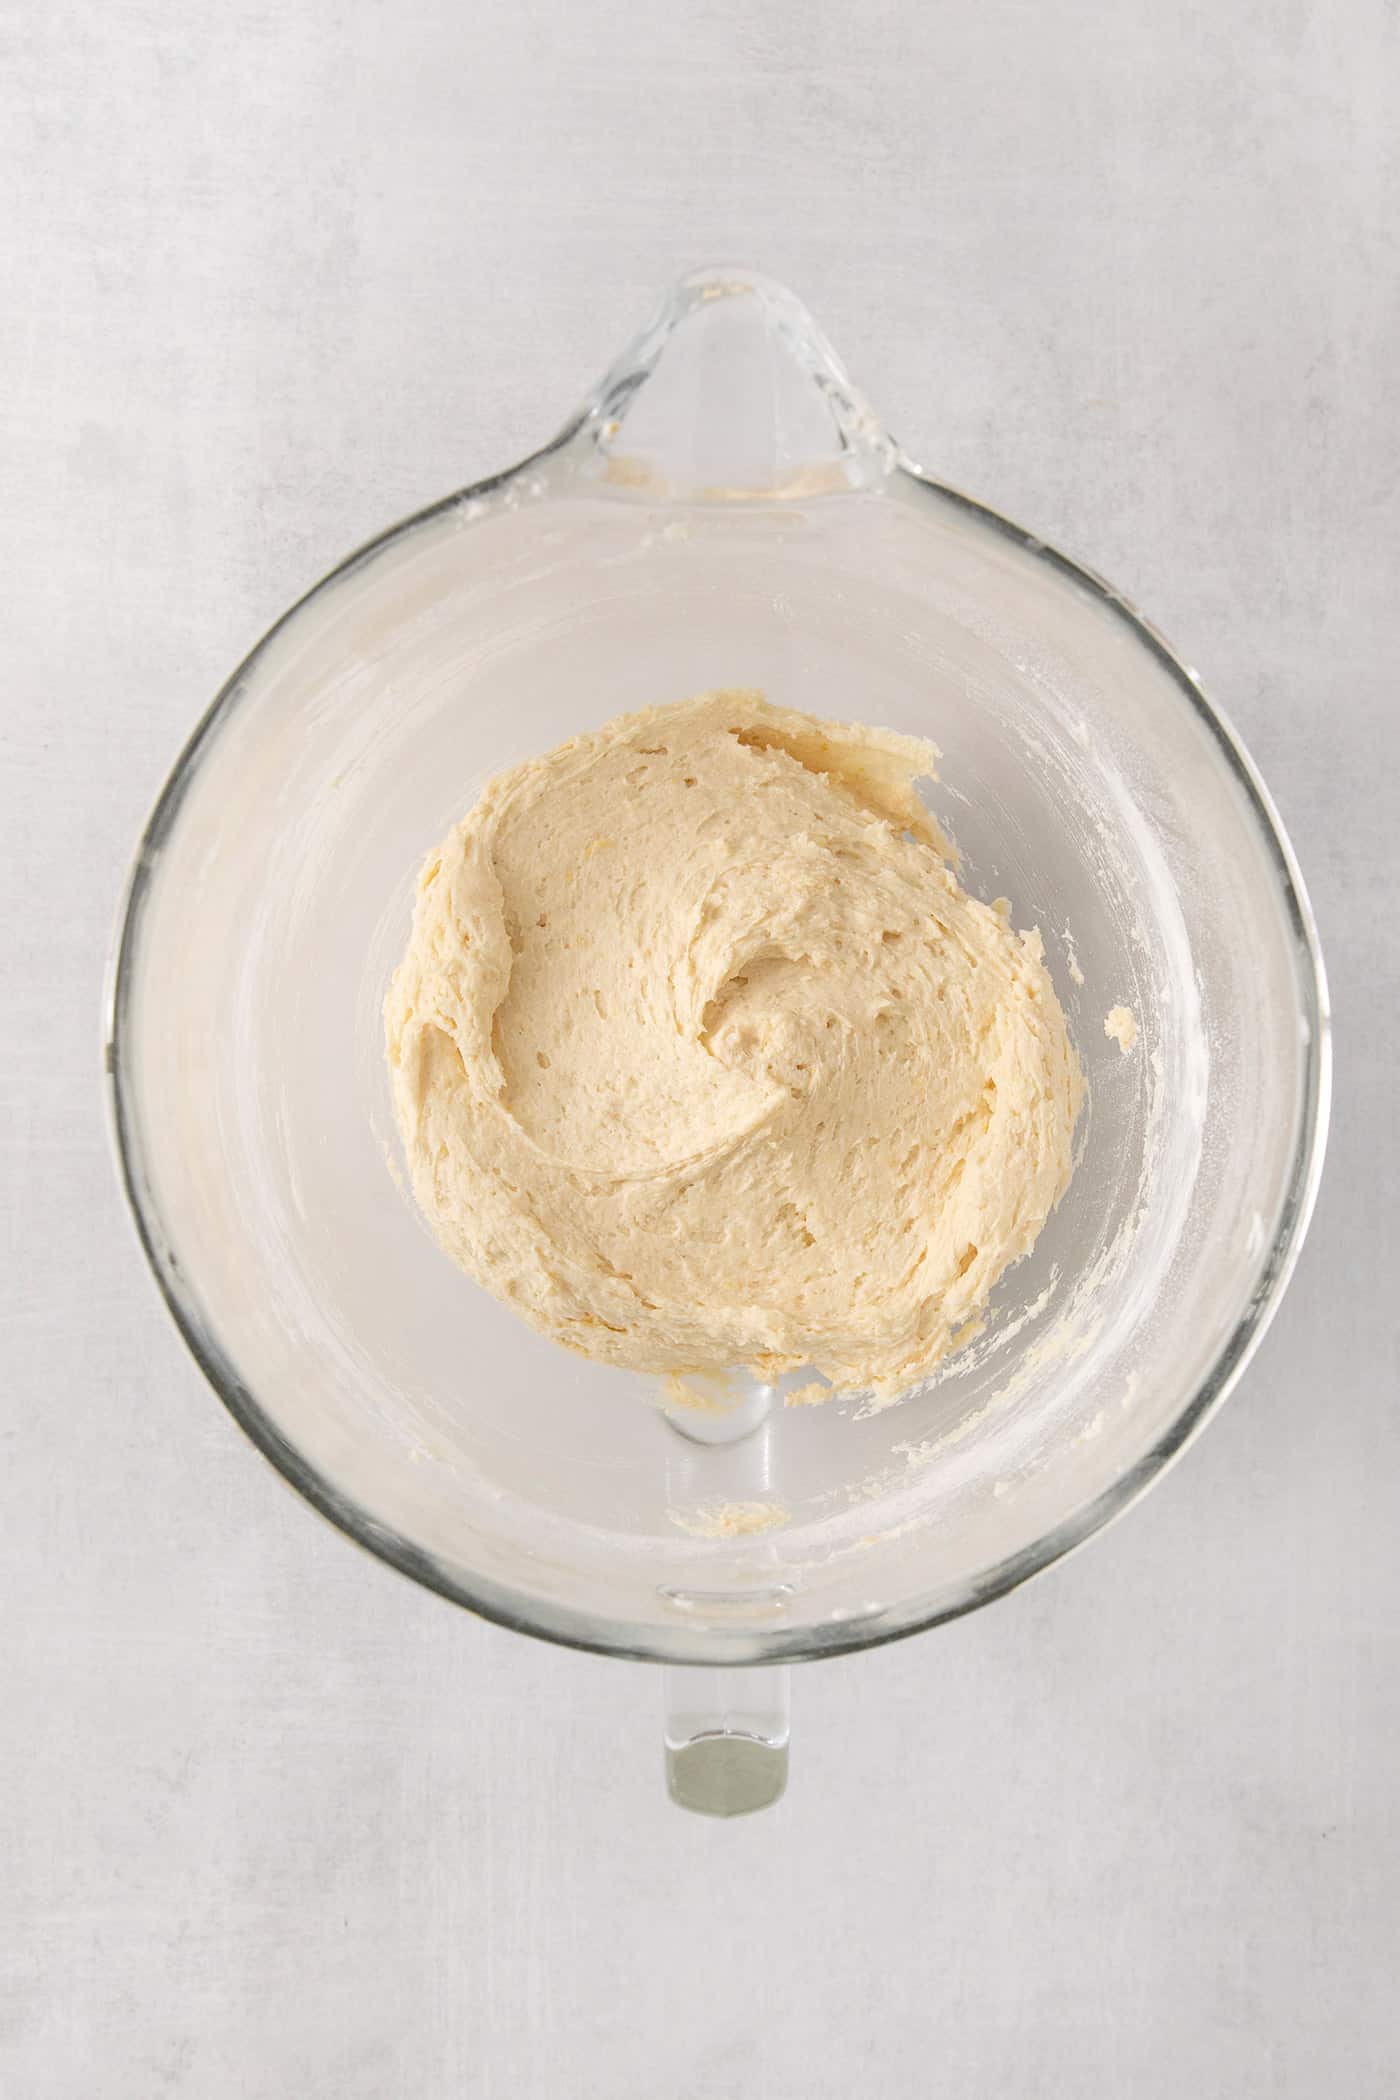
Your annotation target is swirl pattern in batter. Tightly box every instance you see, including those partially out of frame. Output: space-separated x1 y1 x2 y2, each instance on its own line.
385 691 1081 1402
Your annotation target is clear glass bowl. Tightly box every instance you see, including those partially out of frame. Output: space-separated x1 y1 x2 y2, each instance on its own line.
106 272 1329 1690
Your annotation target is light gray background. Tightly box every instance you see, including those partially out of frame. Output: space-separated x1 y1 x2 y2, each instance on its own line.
4 3 1397 2094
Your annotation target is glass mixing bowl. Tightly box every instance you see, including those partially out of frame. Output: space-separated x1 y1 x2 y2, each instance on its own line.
106 272 1329 1813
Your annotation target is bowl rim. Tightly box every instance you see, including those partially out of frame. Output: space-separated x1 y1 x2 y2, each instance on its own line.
104 451 1332 1666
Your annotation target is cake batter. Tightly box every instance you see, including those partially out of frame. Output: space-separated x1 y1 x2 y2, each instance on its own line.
385 691 1082 1402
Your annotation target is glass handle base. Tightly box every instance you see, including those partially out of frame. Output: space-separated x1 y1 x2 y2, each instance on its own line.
662 1665 790 1817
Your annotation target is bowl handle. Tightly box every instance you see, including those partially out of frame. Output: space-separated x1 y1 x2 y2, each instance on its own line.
662 1665 790 1816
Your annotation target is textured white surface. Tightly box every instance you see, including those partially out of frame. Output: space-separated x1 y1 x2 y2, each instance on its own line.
3 3 1397 2094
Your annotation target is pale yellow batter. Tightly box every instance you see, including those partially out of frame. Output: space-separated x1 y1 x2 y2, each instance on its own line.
385 692 1082 1402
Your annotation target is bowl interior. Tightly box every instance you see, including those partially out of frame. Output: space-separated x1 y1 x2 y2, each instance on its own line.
112 465 1323 1660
